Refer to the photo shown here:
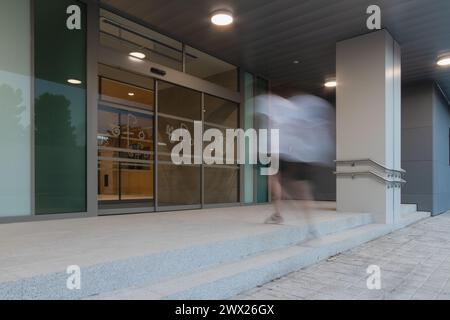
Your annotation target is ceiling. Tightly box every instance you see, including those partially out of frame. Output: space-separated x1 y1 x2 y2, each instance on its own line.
101 0 450 99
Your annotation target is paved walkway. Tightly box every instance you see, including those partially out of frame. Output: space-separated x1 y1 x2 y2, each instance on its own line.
236 212 450 300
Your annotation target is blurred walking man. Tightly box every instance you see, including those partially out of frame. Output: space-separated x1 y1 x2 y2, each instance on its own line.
255 94 335 233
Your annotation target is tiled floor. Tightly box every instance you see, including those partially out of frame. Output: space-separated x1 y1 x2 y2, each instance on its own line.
235 212 450 300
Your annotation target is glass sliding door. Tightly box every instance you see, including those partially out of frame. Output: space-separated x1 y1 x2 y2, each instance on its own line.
98 65 155 210
96 52 242 213
157 82 202 209
203 95 240 205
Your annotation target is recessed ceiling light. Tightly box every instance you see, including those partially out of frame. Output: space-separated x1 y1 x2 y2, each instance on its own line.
211 10 234 26
293 60 300 64
129 51 146 60
67 79 82 85
437 55 450 67
324 80 337 88
128 92 135 96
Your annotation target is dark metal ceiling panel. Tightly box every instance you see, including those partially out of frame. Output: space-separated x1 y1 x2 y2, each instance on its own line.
101 0 450 98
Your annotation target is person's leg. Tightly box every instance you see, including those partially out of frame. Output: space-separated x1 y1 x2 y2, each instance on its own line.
295 180 318 237
298 181 314 214
265 173 284 224
271 173 283 215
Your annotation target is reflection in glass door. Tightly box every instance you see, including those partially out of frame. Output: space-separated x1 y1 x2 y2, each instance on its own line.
98 68 155 210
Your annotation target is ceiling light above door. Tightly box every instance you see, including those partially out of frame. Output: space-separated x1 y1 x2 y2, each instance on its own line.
437 55 450 67
324 79 337 88
211 10 234 26
129 51 146 60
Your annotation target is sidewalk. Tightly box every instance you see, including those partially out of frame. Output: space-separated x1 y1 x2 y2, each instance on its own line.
235 212 450 300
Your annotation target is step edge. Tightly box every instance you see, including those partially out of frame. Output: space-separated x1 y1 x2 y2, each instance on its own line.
95 224 390 300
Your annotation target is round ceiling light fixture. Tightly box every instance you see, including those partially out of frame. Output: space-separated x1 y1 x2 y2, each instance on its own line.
211 10 234 26
437 55 450 67
129 51 146 60
67 79 82 85
324 79 337 88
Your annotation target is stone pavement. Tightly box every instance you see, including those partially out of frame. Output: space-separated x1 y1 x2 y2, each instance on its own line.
235 212 450 300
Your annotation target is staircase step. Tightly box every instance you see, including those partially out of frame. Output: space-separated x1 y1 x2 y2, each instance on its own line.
0 212 373 300
92 224 391 300
401 204 418 215
397 211 430 229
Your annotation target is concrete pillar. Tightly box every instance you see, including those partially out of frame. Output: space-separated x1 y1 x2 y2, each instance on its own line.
336 30 402 224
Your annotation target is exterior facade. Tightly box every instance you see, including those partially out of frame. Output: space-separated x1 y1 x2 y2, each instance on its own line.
0 0 270 222
1 0 449 224
1 0 450 302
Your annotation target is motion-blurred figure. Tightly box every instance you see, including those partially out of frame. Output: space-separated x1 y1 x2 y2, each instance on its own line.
255 94 335 234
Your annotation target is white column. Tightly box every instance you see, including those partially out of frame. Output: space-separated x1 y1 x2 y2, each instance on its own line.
336 30 402 224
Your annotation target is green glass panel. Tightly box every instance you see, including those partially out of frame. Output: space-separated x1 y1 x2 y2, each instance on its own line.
255 77 269 203
243 72 254 204
35 0 87 214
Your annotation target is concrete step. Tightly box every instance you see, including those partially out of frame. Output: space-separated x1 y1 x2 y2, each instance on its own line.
401 204 418 215
92 223 392 300
1 207 429 300
0 212 373 299
398 203 430 229
397 211 431 229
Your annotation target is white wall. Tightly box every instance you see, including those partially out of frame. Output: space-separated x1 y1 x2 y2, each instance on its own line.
336 30 402 224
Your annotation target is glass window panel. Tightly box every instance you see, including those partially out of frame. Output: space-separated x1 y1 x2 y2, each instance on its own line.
99 64 155 91
158 82 201 120
34 0 87 214
120 163 153 201
158 116 196 163
157 82 201 207
185 46 238 91
204 94 238 128
204 124 238 165
98 102 154 206
98 160 119 201
157 164 201 207
100 78 154 109
0 0 31 217
99 64 155 110
203 95 240 204
100 9 183 71
98 64 155 208
204 167 239 204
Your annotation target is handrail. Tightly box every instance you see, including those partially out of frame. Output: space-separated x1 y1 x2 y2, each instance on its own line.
335 159 405 176
334 170 406 187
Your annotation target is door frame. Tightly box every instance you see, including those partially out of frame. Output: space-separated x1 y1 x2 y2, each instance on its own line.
97 47 242 215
